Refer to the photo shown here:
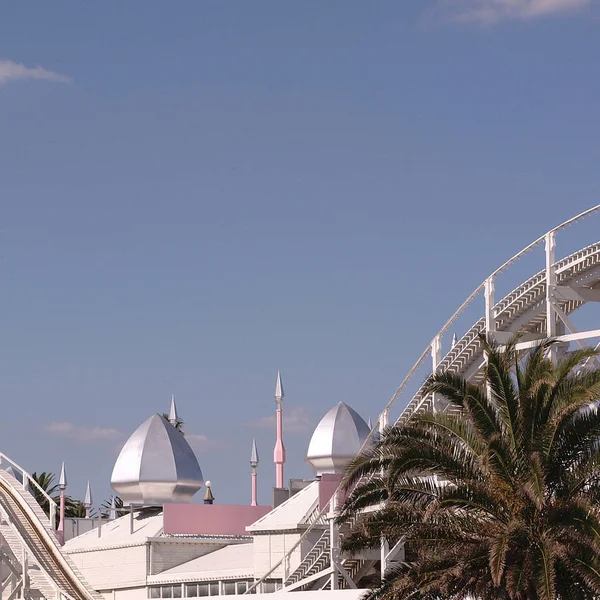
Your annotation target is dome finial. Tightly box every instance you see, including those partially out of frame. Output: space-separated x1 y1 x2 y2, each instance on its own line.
169 394 178 426
274 371 284 404
204 481 214 505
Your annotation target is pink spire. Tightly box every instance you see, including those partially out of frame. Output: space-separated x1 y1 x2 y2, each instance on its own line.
58 461 67 545
273 371 286 488
250 439 259 506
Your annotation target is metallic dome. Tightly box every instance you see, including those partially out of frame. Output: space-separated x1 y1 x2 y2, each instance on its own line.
111 413 203 506
306 402 370 476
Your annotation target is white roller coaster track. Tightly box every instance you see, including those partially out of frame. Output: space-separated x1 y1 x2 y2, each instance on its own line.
247 204 600 593
0 454 101 600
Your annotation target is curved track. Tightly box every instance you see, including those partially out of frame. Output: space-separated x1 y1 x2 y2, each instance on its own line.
247 204 600 593
0 465 101 600
399 239 600 423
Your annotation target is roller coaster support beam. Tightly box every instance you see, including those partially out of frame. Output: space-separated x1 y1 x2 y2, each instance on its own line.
485 277 496 337
329 493 339 590
431 335 442 413
379 409 390 580
385 539 405 565
21 548 27 599
545 232 557 361
484 276 496 401
554 286 600 303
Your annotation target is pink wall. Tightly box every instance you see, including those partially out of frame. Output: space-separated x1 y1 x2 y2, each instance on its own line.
319 474 344 511
163 504 272 536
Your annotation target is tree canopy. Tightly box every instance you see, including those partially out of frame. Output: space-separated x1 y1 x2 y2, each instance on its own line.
337 337 600 600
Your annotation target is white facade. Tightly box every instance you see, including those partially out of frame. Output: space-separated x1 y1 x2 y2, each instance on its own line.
60 480 341 600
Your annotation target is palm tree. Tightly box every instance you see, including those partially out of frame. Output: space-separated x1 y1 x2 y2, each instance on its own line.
30 471 59 516
162 413 184 434
100 495 126 518
30 472 86 522
337 336 600 600
66 500 97 519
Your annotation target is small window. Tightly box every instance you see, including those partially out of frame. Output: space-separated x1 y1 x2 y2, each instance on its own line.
198 584 210 597
173 586 182 598
150 588 161 599
235 583 247 595
262 582 276 594
162 587 173 599
209 583 219 596
185 585 198 598
223 583 235 595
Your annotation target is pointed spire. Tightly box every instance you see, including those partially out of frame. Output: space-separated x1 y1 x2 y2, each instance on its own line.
250 439 259 468
368 417 373 430
84 481 92 507
273 371 286 488
59 462 67 490
84 481 93 518
275 371 284 404
250 440 259 506
452 333 458 347
204 481 215 505
109 495 117 521
373 418 381 444
169 394 178 426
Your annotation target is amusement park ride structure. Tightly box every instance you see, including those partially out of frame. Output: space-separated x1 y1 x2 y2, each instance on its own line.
246 204 600 592
1 206 600 599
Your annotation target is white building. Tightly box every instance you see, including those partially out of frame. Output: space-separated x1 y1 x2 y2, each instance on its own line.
56 385 377 600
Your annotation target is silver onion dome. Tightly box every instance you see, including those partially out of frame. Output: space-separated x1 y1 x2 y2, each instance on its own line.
306 401 370 476
111 413 203 506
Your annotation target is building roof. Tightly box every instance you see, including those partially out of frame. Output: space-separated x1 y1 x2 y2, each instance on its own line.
148 543 254 584
63 511 164 552
111 413 204 505
306 402 370 476
246 481 319 532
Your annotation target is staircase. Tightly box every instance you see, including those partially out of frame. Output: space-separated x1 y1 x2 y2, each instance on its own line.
282 529 331 590
0 470 102 600
337 557 375 589
282 526 377 592
0 522 58 599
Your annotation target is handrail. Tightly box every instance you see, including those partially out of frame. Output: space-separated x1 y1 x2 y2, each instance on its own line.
0 501 67 600
380 204 600 425
0 452 58 514
0 468 99 600
244 494 334 594
245 205 600 593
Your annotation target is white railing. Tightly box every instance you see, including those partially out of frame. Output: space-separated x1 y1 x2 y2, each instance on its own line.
0 452 58 530
244 496 335 594
383 204 600 429
0 464 100 600
246 204 600 593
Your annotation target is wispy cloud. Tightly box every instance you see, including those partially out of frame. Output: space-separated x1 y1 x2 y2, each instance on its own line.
43 422 123 443
0 59 71 86
434 0 591 23
186 432 221 453
43 420 219 456
249 405 314 435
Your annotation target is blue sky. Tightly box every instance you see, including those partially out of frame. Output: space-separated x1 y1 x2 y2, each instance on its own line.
1 0 600 506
